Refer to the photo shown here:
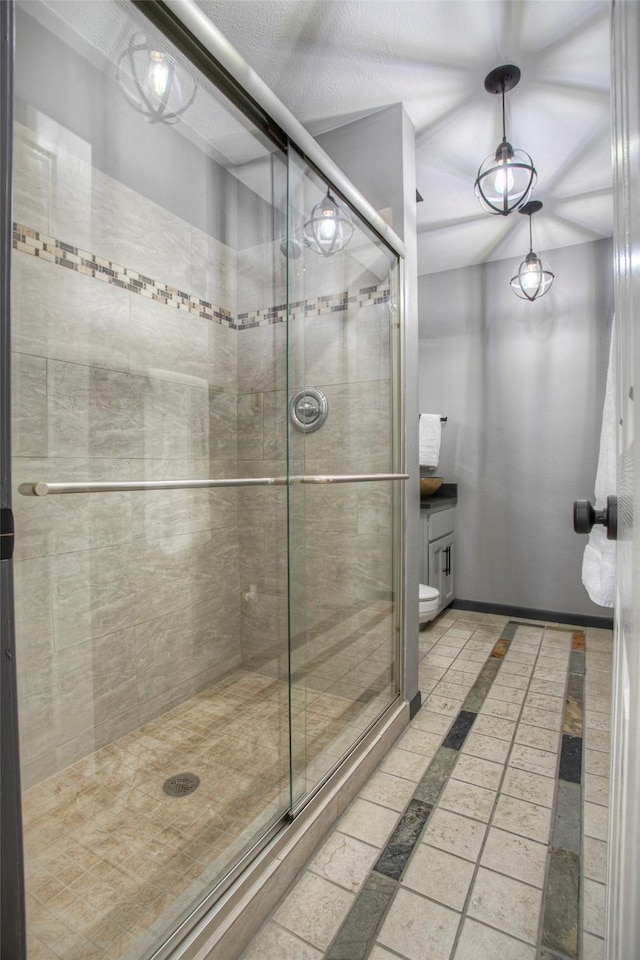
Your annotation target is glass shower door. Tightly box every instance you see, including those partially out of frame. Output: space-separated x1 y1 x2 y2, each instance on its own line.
287 150 402 807
10 2 291 957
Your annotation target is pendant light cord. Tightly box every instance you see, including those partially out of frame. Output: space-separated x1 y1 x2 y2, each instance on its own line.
529 212 533 254
501 78 506 141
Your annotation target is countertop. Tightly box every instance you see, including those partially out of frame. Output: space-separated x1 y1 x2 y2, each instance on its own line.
419 482 458 512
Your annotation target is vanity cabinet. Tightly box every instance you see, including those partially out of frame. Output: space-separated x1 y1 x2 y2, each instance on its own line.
421 505 455 613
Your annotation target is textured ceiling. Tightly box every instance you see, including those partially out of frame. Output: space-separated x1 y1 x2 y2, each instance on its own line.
197 0 613 276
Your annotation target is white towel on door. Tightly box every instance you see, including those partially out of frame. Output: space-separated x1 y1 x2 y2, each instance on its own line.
582 317 616 607
419 414 442 468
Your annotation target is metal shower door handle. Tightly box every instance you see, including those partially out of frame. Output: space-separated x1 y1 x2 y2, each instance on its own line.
573 496 618 541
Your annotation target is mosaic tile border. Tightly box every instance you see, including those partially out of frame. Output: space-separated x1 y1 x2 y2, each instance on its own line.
325 621 587 960
12 222 390 331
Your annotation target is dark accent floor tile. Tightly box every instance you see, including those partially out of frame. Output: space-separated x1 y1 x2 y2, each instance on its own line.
559 735 582 784
414 747 458 804
325 871 396 960
462 683 491 712
491 638 510 659
553 781 581 855
571 631 586 651
566 673 584 707
442 711 476 750
563 696 583 737
477 659 501 683
542 848 579 959
500 621 518 641
374 799 432 881
569 650 585 676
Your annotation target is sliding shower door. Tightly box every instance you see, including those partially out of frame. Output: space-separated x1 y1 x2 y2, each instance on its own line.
287 151 402 806
10 2 291 957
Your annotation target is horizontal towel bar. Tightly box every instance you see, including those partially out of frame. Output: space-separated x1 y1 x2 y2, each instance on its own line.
18 474 409 497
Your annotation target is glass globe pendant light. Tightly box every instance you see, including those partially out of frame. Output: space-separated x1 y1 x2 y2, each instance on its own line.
510 201 554 301
303 189 354 257
474 65 537 216
116 33 196 124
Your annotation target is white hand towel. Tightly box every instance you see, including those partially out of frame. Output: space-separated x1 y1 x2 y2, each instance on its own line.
419 414 441 468
582 318 616 607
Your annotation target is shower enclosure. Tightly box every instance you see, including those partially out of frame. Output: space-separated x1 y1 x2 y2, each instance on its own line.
0 1 406 957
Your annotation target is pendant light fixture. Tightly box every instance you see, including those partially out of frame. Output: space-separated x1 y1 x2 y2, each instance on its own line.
510 200 554 301
303 189 354 257
117 33 196 124
474 65 537 216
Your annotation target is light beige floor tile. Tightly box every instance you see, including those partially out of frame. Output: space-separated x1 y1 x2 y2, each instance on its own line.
359 771 416 813
492 794 552 844
239 921 323 960
377 886 460 960
273 871 354 951
583 836 607 883
584 878 606 938
402 843 475 911
504 650 536 665
509 744 558 778
583 932 605 960
500 661 533 678
453 753 504 790
423 694 464 717
488 684 527 705
471 716 517 741
409 710 453 736
527 678 566 698
338 798 400 848
439 778 496 822
378 748 431 783
398 727 443 758
585 710 610 732
585 773 610 807
584 802 609 841
308 830 378 893
502 767 555 808
468 867 542 944
586 749 610 777
524 692 565 713
461 732 510 765
421 808 486 862
514 724 560 753
492 671 529 690
453 917 536 960
519 706 563 731
369 946 400 960
479 698 522 722
480 827 548 887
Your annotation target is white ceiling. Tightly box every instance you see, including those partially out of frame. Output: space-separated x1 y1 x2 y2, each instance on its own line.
197 0 613 276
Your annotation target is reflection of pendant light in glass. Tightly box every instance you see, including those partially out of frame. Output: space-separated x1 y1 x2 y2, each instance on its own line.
510 201 554 301
474 65 537 216
116 34 196 124
303 189 354 256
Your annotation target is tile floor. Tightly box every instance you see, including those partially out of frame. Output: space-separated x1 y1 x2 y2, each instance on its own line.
22 602 395 960
239 608 613 960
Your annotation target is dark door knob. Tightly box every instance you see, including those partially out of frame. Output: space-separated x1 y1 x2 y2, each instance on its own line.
573 496 618 541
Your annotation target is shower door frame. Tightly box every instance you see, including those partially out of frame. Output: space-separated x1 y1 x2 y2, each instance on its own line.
1 2 410 958
0 2 27 957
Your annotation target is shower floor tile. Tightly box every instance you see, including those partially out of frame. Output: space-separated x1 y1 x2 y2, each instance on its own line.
23 601 395 960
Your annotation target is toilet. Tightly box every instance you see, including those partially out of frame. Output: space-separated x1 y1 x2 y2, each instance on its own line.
419 583 440 625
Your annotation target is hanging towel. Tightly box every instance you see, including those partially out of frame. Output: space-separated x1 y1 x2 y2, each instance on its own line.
419 414 442 468
582 318 616 607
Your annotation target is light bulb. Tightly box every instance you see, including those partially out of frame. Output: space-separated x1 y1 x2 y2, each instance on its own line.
147 51 169 98
521 260 541 292
494 164 514 197
319 212 338 242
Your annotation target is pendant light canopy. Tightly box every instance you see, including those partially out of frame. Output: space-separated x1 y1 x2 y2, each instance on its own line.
510 201 554 301
117 33 196 124
303 189 354 257
474 65 537 216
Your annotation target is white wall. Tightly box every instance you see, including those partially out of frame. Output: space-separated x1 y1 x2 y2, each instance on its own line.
418 237 613 620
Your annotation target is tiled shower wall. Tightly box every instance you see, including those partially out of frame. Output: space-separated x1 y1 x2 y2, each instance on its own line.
11 119 242 788
11 116 396 787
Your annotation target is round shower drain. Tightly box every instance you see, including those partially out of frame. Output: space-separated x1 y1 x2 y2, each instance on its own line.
163 773 200 797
